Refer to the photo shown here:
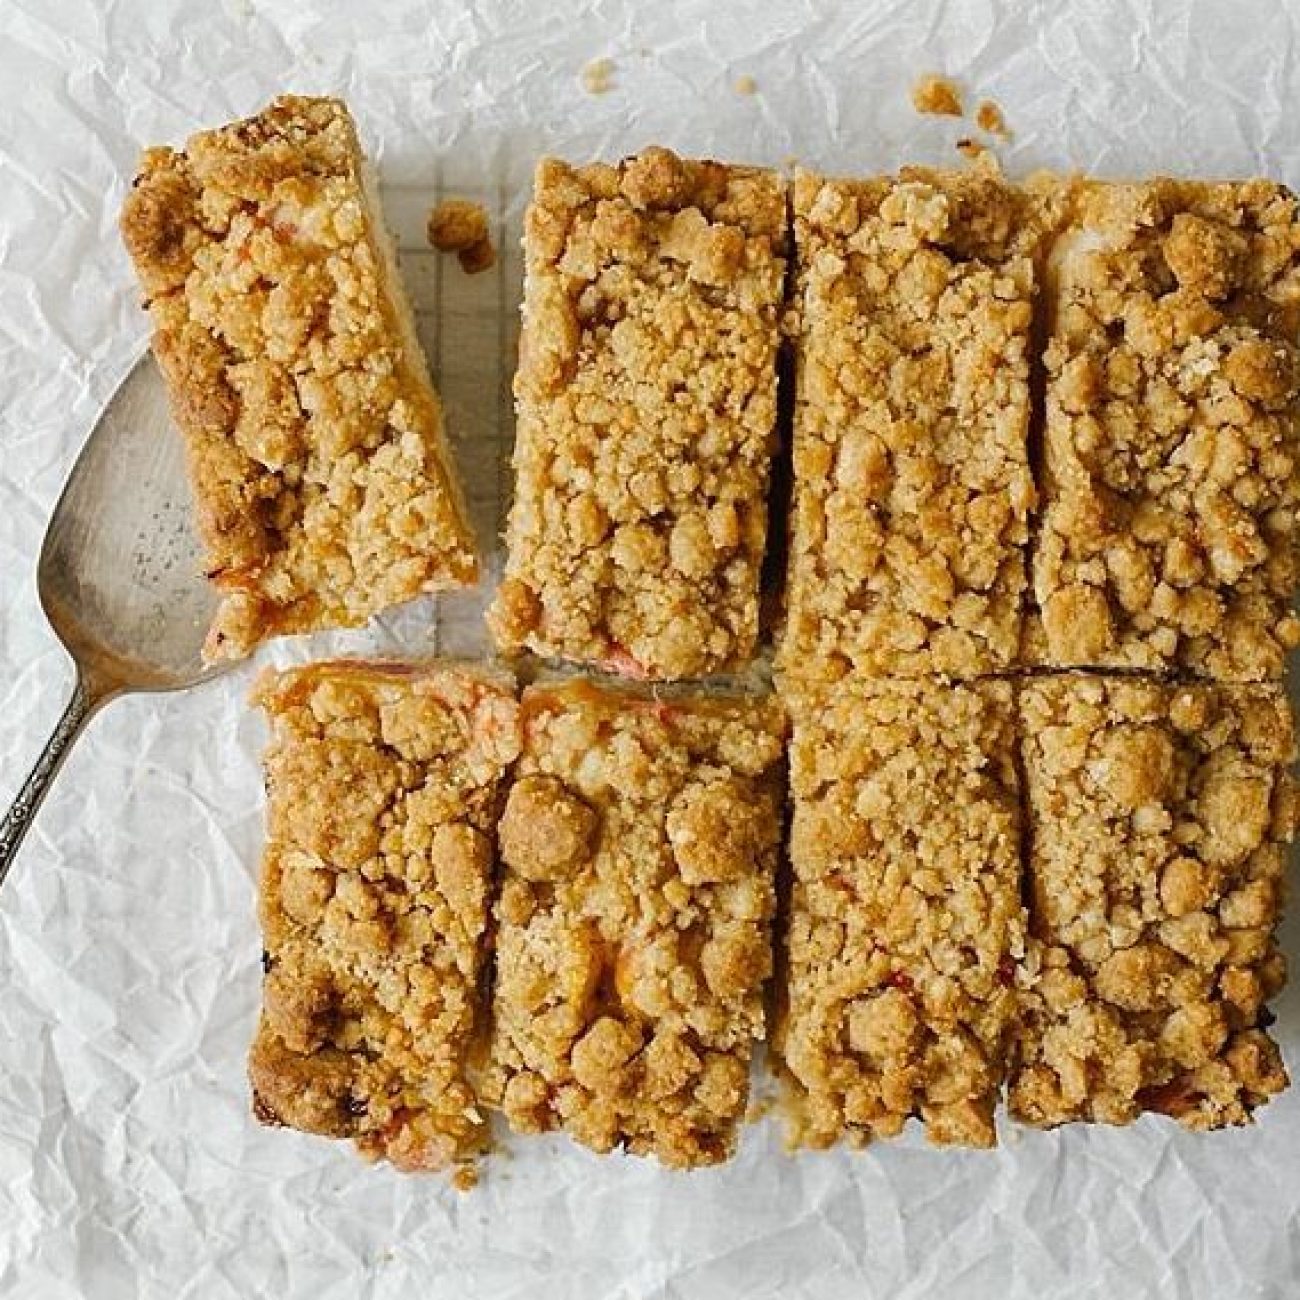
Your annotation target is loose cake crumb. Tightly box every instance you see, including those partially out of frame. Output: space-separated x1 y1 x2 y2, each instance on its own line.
976 99 1012 140
119 95 478 661
734 74 758 96
426 199 496 276
427 198 489 253
912 73 963 117
582 58 615 94
458 237 496 274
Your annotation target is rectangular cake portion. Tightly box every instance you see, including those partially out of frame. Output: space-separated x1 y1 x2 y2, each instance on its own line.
485 678 787 1167
1012 675 1295 1128
777 677 1026 1148
1030 178 1300 680
121 96 478 661
780 166 1042 682
248 660 519 1184
488 148 788 681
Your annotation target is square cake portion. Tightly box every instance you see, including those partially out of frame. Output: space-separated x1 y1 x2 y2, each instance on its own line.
1012 675 1296 1129
777 677 1026 1148
780 166 1042 682
121 96 478 661
248 660 519 1184
488 148 787 681
485 678 786 1167
1030 178 1300 680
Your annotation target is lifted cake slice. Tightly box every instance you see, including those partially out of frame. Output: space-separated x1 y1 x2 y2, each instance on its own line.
122 96 478 661
248 660 518 1185
485 678 787 1167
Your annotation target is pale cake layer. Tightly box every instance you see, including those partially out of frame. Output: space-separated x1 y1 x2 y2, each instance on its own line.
488 148 787 681
1030 178 1300 680
778 678 1026 1148
1013 675 1295 1129
781 166 1045 682
485 679 786 1167
121 95 478 661
248 660 518 1184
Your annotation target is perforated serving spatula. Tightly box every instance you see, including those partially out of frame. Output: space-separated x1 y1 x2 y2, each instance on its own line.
0 352 231 887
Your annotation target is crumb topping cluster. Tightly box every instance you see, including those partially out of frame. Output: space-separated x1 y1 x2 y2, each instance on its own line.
248 662 519 1180
489 148 787 681
121 95 477 660
485 680 786 1167
779 679 1026 1148
1012 675 1296 1128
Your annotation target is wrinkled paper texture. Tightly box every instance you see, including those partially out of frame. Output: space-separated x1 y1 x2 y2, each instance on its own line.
3 0 1300 1295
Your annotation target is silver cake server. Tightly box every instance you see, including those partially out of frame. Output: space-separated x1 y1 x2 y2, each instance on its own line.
1 352 230 888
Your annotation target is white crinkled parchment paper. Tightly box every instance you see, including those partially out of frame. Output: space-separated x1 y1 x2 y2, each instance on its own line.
4 0 1300 1295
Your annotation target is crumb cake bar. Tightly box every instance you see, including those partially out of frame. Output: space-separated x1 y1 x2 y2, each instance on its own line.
1030 178 1300 680
247 661 519 1181
780 166 1043 682
485 679 786 1166
1012 675 1296 1129
777 678 1026 1148
121 96 478 661
488 148 788 680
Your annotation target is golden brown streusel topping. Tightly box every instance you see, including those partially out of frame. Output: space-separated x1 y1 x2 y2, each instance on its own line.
1030 178 1300 680
912 73 964 118
1012 675 1297 1129
777 678 1026 1149
488 148 788 681
248 661 519 1180
781 167 1044 681
120 96 477 661
484 679 787 1167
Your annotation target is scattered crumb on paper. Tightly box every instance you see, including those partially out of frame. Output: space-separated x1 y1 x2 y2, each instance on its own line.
427 198 489 253
734 74 758 96
426 198 496 275
912 72 963 117
957 137 989 160
581 58 615 94
976 98 1013 139
457 237 496 275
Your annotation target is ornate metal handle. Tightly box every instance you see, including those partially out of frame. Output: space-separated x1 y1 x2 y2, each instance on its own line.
0 674 94 891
